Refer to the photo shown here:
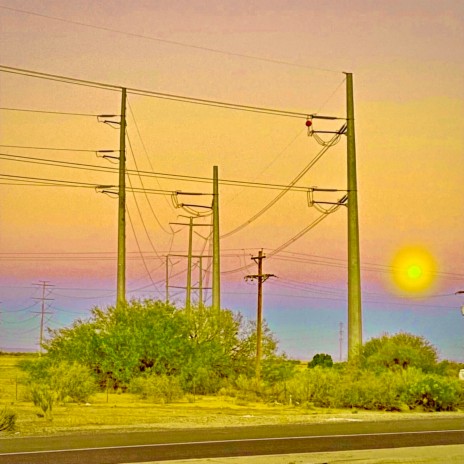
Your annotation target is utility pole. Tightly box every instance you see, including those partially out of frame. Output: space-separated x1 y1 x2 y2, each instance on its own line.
339 322 344 362
117 87 127 309
165 256 170 304
346 73 362 359
212 165 221 311
245 250 275 379
33 281 54 355
186 217 194 311
169 213 212 310
198 256 204 307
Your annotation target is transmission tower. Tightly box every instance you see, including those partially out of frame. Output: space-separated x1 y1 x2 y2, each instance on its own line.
33 281 54 355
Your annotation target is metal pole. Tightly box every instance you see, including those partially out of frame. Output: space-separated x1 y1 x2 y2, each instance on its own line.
165 256 169 304
117 88 127 309
39 281 46 356
346 73 362 359
256 250 264 379
199 256 203 307
212 166 220 311
186 217 193 311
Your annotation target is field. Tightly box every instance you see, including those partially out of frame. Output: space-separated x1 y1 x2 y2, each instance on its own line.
1 354 464 438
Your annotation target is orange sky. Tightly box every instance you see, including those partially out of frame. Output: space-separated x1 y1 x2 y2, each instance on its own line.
0 0 463 360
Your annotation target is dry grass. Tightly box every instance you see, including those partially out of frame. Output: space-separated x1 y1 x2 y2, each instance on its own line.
1 354 463 438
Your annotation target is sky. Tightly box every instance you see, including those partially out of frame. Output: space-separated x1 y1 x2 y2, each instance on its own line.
0 0 463 362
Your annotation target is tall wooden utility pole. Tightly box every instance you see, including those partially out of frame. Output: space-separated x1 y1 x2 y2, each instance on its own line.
117 88 127 309
245 250 275 379
346 73 362 358
212 166 220 311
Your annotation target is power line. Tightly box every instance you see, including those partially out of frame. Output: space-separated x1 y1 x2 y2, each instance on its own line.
0 152 318 192
221 126 346 239
0 65 343 120
0 5 342 74
127 99 175 232
0 107 100 117
221 205 342 275
126 122 173 235
0 145 103 153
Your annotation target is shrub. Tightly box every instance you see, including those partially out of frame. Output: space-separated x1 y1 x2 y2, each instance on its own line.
361 332 438 372
30 384 58 419
0 407 16 431
308 353 334 369
234 375 265 401
399 369 462 411
337 370 402 410
22 360 97 404
129 374 183 403
180 366 226 395
286 367 340 407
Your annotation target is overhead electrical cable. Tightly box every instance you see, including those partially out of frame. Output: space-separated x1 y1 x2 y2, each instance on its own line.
0 144 102 153
0 65 343 120
0 107 100 117
221 126 346 239
126 205 163 296
126 105 174 234
222 204 341 275
0 5 342 74
0 152 317 192
126 133 167 261
127 98 176 214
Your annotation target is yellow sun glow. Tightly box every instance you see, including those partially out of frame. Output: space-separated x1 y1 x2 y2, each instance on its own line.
390 246 437 294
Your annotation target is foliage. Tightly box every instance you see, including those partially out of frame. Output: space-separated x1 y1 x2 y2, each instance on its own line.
399 368 462 411
286 367 340 407
337 369 403 410
129 374 183 403
0 406 16 431
43 300 284 390
30 384 58 419
20 359 97 407
308 353 334 369
262 356 297 384
44 300 189 386
360 332 438 372
434 360 464 378
282 354 463 412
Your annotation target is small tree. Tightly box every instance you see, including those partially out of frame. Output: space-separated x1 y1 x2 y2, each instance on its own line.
361 332 438 372
308 353 334 369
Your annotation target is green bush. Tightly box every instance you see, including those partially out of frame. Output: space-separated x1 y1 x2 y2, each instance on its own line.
129 374 183 403
308 353 334 369
30 384 58 419
233 374 265 401
0 406 16 431
399 369 462 411
22 360 97 404
286 367 340 407
337 370 402 410
180 366 226 395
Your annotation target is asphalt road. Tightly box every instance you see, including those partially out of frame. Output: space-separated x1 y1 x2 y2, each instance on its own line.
1 418 463 464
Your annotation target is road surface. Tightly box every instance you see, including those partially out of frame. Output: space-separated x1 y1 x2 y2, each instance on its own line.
1 417 463 463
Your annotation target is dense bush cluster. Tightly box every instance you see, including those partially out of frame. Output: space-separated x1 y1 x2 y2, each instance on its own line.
40 300 286 389
16 301 464 415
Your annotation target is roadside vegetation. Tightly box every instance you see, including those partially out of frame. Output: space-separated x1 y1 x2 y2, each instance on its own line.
1 299 463 434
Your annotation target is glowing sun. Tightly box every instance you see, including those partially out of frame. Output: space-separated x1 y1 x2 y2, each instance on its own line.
390 246 437 294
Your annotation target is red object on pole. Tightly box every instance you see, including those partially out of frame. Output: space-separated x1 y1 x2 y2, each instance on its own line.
305 119 312 127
